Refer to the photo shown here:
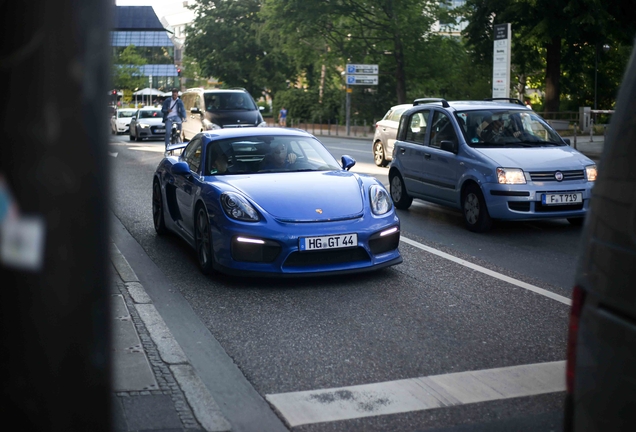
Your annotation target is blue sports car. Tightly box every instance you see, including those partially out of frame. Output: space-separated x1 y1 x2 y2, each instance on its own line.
152 128 402 277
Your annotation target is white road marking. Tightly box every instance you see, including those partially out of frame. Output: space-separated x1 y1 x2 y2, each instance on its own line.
108 151 118 157
400 236 572 306
267 361 565 427
128 146 165 153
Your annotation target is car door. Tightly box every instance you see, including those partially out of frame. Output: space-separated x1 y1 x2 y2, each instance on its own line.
174 137 203 237
420 110 462 204
384 106 409 156
394 110 430 196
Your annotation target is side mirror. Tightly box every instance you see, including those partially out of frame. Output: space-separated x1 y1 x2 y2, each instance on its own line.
440 140 458 153
191 107 201 114
341 155 356 171
563 138 571 145
171 161 190 175
131 116 136 121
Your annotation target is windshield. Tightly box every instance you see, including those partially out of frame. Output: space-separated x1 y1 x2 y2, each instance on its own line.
455 109 565 147
204 135 342 175
118 110 136 118
139 110 162 119
204 93 257 111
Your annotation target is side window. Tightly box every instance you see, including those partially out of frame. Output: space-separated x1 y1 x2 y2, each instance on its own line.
389 107 406 122
182 94 192 111
183 138 202 173
430 111 458 150
404 111 429 145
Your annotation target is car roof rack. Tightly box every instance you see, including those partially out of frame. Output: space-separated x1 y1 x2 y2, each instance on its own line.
413 98 450 108
483 97 526 106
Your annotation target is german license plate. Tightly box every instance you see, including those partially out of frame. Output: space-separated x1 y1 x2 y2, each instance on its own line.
542 192 582 205
299 233 357 251
156 128 165 133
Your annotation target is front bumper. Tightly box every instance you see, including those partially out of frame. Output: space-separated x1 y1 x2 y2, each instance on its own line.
483 181 594 220
210 214 402 277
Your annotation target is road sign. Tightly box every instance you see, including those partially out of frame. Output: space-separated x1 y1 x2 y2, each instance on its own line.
346 75 378 85
346 64 379 75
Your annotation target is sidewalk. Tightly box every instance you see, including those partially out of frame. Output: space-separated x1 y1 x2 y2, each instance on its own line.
109 242 231 432
560 134 605 161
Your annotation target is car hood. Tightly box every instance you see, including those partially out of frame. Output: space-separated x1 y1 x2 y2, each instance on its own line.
219 171 365 221
138 118 164 126
473 146 595 170
209 110 262 128
117 118 132 125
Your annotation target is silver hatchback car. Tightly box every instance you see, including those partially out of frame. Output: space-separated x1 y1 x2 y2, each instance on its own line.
372 103 412 166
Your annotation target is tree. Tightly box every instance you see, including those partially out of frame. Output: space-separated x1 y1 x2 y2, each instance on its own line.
112 45 147 91
461 0 636 112
185 0 293 97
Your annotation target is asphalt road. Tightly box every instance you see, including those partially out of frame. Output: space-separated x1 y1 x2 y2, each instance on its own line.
108 133 575 431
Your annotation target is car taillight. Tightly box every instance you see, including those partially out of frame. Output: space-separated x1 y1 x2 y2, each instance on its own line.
566 285 586 395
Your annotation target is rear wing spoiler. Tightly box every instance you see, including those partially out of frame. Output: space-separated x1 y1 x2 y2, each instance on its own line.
165 141 188 154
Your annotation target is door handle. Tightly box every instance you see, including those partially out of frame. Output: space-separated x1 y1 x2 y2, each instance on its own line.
424 153 431 159
399 147 405 154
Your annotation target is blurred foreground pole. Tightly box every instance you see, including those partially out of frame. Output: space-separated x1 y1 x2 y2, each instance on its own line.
0 0 112 430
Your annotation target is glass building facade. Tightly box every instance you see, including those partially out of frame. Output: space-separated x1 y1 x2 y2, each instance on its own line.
112 7 179 91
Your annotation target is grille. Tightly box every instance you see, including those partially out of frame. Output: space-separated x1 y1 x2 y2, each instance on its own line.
222 124 254 128
529 170 584 182
508 202 530 212
284 247 369 267
535 202 584 212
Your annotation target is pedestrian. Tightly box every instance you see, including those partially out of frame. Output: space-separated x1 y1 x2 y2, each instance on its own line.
279 106 287 127
161 88 186 150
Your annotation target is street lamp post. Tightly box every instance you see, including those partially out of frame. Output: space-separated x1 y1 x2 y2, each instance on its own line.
594 43 610 110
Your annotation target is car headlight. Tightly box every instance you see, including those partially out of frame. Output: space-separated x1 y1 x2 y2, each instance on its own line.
221 192 259 221
369 185 391 215
585 164 597 182
139 123 150 129
206 123 222 130
257 121 267 127
496 168 526 184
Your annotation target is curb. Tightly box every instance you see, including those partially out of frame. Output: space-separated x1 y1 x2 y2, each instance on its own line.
110 242 232 432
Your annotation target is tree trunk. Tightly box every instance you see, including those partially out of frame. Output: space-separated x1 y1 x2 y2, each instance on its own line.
544 36 561 113
394 41 407 104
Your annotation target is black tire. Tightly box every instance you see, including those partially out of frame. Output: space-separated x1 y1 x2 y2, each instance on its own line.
152 180 167 235
373 141 388 167
390 172 413 210
567 217 585 226
195 205 215 275
462 184 493 233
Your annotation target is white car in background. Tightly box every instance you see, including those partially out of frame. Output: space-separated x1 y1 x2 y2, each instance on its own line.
111 108 137 135
372 103 412 166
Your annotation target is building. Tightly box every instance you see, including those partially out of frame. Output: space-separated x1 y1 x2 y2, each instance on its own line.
158 1 195 67
111 6 179 93
432 0 468 38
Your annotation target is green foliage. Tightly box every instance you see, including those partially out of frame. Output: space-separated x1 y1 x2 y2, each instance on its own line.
112 45 148 91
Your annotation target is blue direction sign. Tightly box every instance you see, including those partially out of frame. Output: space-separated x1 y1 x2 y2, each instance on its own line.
346 75 378 85
346 64 379 75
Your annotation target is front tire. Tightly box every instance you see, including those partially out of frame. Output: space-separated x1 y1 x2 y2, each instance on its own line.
152 180 167 235
567 217 584 226
390 172 413 209
373 141 388 167
462 184 492 233
195 206 215 275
